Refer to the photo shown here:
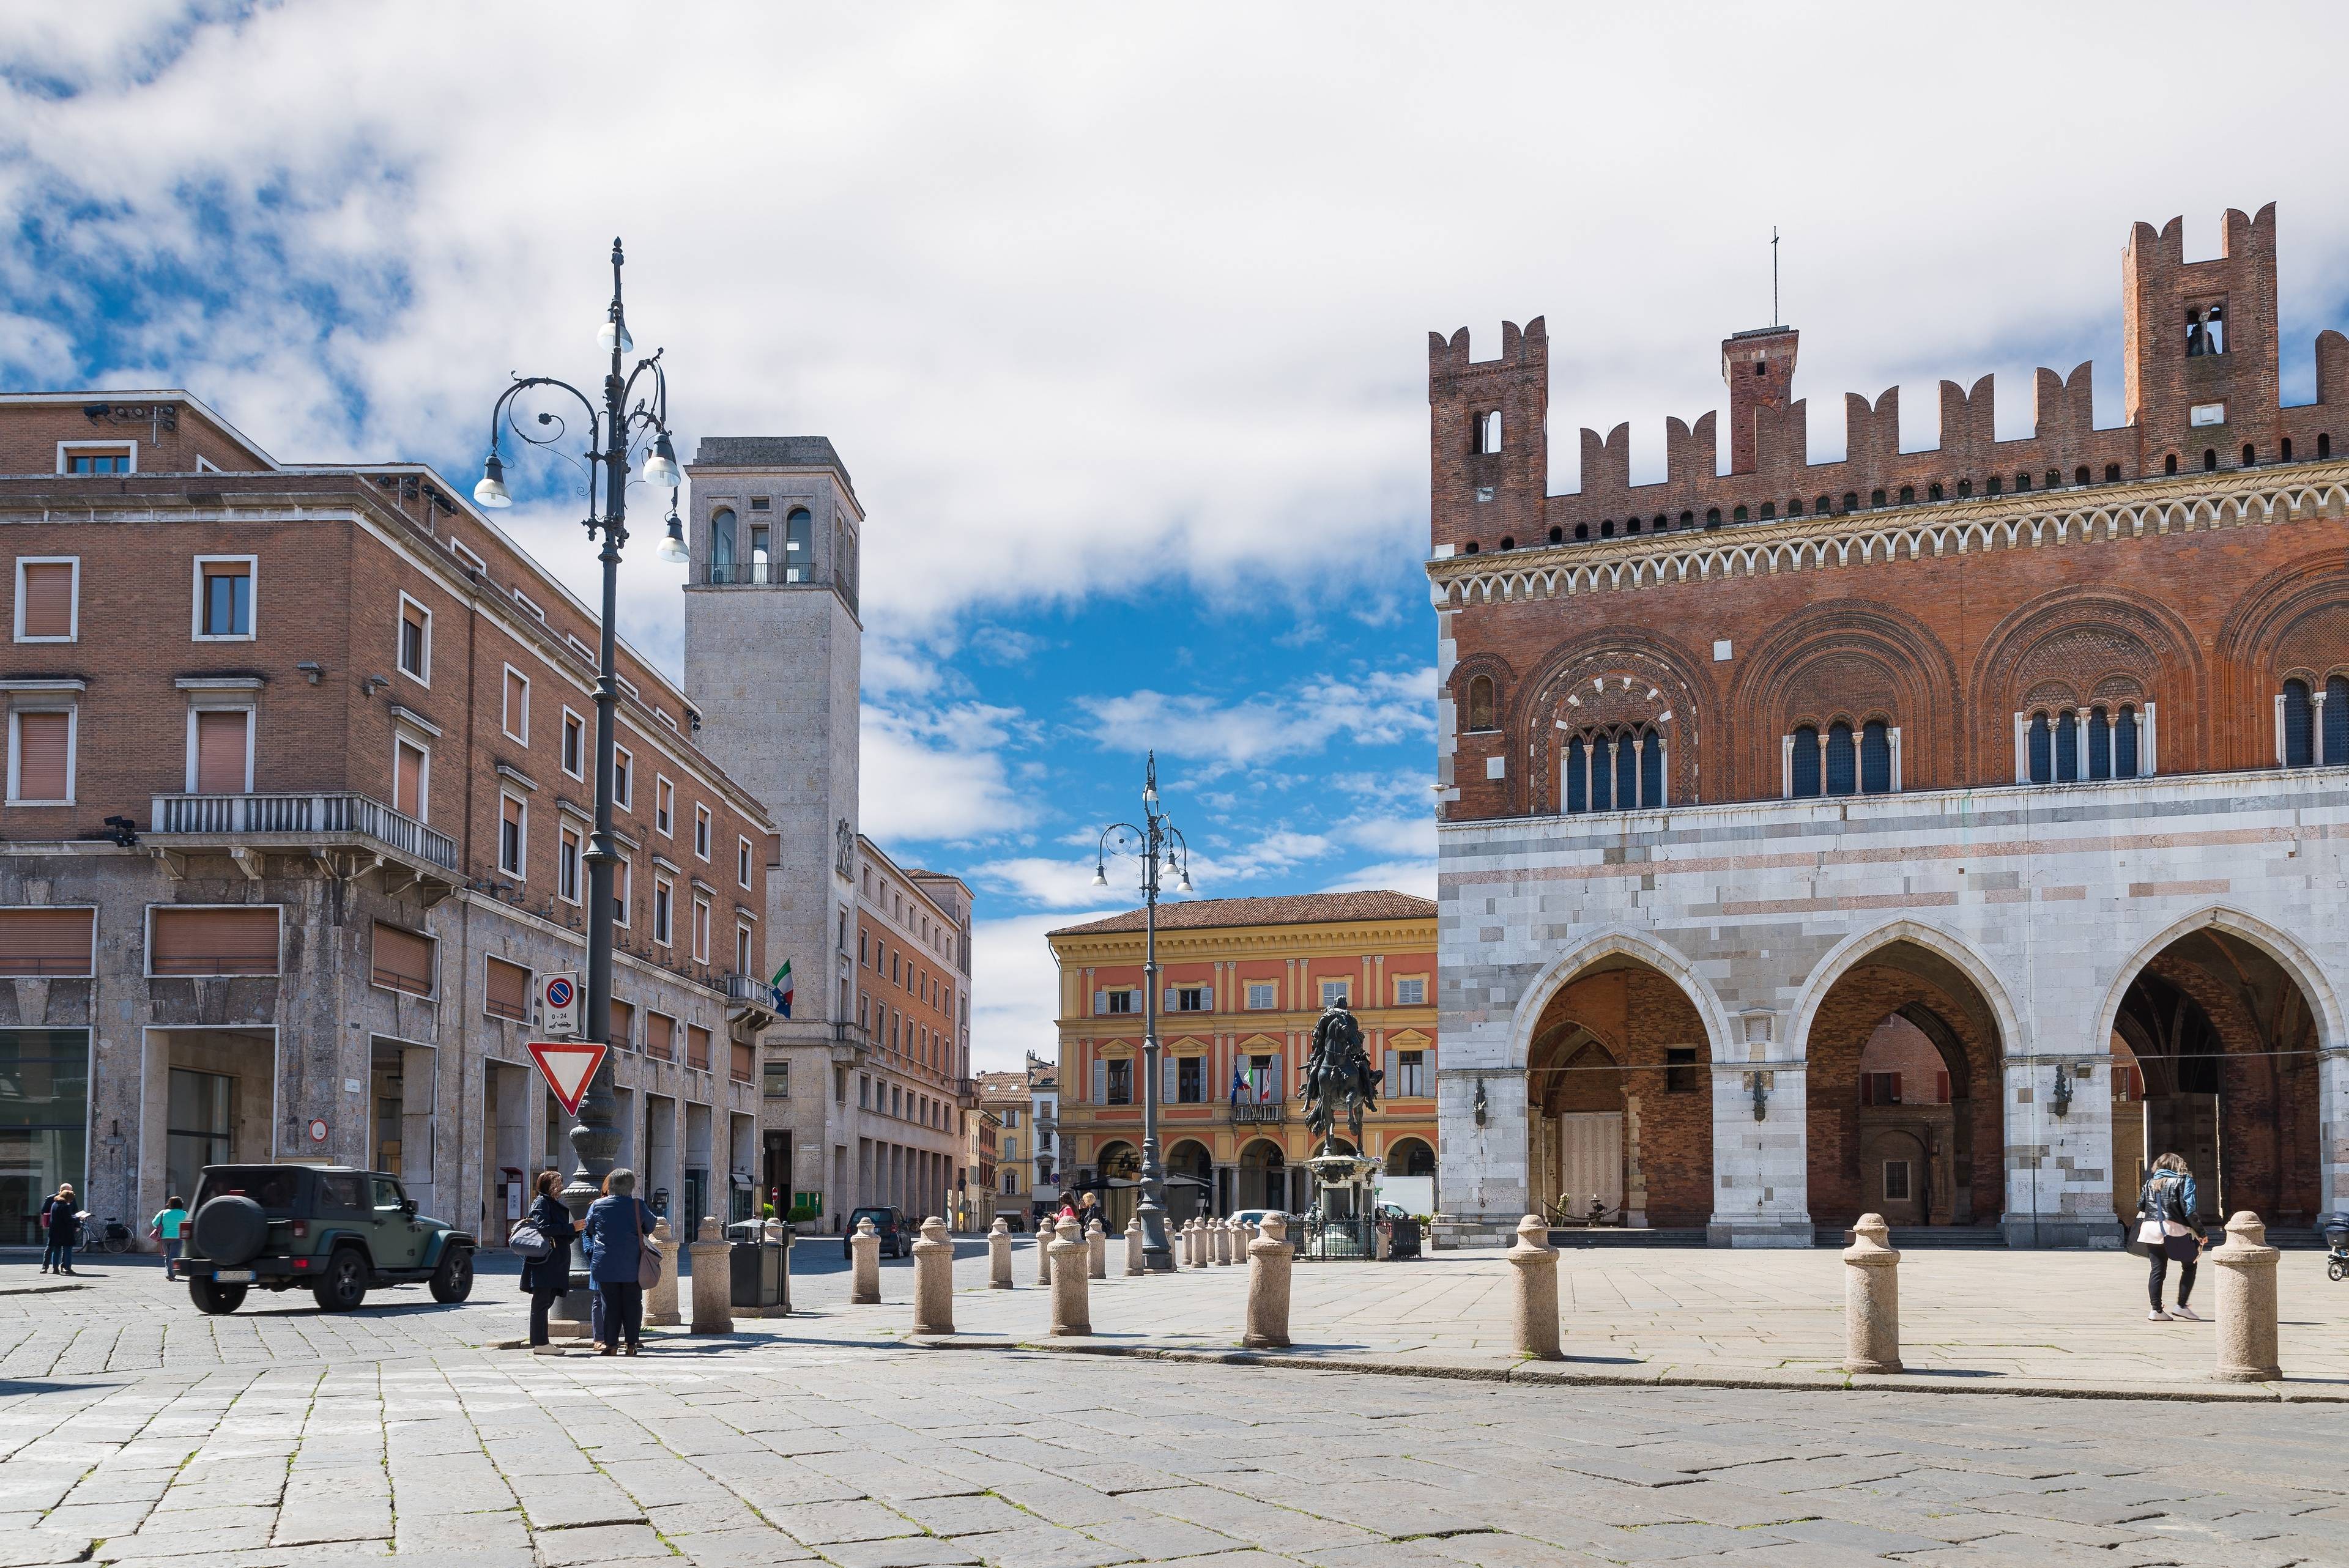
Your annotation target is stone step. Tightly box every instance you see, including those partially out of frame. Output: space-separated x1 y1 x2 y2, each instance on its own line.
1548 1227 1709 1248
1814 1226 2008 1249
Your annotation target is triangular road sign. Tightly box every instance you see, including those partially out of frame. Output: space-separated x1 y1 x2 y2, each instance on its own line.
529 1040 609 1117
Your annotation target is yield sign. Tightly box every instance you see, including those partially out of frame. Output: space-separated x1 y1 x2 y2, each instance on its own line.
528 1040 609 1117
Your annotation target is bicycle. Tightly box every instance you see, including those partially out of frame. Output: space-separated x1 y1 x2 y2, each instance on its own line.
91 1217 135 1255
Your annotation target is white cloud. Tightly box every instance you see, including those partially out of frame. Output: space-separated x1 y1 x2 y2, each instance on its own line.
970 856 1115 909
861 701 1037 845
1080 667 1434 771
1318 858 1436 900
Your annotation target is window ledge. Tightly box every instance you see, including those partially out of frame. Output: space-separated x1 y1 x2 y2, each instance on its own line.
388 703 441 738
0 677 86 692
495 763 538 793
176 675 263 690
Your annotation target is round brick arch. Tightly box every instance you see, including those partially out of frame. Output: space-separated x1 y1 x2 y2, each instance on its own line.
1504 926 1734 1073
1789 920 2024 1057
2089 906 2343 1067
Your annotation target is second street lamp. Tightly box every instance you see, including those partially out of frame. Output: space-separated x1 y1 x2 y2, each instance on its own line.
1093 752 1192 1272
473 237 679 1324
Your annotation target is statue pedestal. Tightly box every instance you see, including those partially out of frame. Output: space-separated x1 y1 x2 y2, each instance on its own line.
1304 1148 1380 1260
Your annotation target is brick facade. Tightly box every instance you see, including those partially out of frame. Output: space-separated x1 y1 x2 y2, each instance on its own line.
1430 208 2349 1248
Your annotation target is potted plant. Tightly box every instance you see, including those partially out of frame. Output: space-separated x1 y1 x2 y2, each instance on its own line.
788 1200 820 1235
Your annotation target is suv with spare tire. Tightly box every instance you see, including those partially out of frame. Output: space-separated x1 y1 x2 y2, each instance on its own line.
180 1164 476 1315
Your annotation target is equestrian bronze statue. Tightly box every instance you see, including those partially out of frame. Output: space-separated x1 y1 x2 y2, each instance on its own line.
1299 998 1382 1153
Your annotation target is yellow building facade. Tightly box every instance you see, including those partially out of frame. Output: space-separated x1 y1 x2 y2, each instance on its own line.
1048 892 1439 1225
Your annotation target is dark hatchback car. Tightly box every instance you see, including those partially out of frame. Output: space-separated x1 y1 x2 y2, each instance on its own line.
841 1205 911 1259
179 1164 476 1315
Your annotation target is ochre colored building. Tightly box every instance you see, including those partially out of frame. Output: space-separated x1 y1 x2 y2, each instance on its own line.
1430 203 2349 1249
1049 892 1437 1223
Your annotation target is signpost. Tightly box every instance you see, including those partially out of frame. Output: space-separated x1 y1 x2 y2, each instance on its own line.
538 972 581 1037
528 1040 609 1117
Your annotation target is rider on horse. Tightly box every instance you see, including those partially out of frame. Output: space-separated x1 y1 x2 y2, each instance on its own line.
1300 997 1381 1149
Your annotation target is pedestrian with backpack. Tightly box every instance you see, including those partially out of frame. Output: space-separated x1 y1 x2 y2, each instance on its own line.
2134 1152 2209 1322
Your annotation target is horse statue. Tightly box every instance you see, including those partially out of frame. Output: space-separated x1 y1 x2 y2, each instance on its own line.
1299 999 1382 1153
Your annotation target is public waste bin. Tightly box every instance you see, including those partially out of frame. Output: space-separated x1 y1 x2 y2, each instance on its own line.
729 1240 789 1312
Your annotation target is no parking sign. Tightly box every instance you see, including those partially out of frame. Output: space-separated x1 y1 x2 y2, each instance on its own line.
539 971 580 1036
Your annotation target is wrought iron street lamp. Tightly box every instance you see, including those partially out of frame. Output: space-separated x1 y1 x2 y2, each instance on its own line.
473 238 680 1317
1092 752 1192 1272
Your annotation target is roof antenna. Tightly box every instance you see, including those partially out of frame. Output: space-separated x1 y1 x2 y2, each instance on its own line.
1771 226 1781 329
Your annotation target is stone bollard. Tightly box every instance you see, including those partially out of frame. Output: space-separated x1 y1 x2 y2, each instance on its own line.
644 1218 681 1326
1841 1212 1902 1374
1243 1213 1293 1349
988 1218 1013 1289
1217 1218 1235 1265
1241 1219 1257 1251
1506 1214 1562 1360
2210 1211 2282 1383
912 1216 955 1336
1036 1218 1054 1284
1192 1218 1207 1267
1124 1216 1145 1276
1087 1218 1107 1279
1048 1217 1089 1336
850 1215 881 1305
689 1216 733 1335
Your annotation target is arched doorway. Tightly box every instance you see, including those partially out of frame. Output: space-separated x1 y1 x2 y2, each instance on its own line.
1523 956 1712 1227
1805 940 2003 1232
1093 1141 1140 1230
1384 1137 1434 1177
1237 1138 1285 1211
2110 926 2324 1225
1165 1139 1212 1222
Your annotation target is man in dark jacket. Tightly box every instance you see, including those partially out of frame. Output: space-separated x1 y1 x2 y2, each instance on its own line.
519 1170 578 1348
39 1183 80 1274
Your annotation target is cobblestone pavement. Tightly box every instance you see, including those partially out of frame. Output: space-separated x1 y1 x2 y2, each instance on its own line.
6 1268 2349 1567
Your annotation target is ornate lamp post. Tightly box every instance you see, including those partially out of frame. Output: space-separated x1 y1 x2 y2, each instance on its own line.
472 239 685 1318
1092 752 1192 1272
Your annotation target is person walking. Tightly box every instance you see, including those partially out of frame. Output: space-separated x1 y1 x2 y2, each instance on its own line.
2136 1152 2209 1322
149 1196 189 1280
38 1183 79 1274
582 1167 656 1356
518 1171 577 1349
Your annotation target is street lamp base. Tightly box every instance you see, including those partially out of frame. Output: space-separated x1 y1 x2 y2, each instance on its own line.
1141 1246 1174 1273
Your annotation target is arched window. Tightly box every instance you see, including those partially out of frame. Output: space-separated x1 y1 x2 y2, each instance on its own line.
1987 475 2003 495
2075 466 2090 486
1956 479 1972 498
1573 523 1587 541
2027 712 2053 784
1704 508 1721 527
1927 483 1943 502
1654 514 1668 531
1679 510 1693 528
2328 676 2349 765
710 507 737 581
1898 486 1915 505
1757 503 1773 519
1600 520 1614 538
1842 492 1858 513
784 507 813 583
1464 675 1496 733
1548 526 1562 544
1499 536 1516 550
1622 520 1637 535
1860 720 1891 793
1825 722 1857 796
2165 453 2180 475
2014 472 2030 492
1791 726 1821 798
1870 489 1887 508
1733 505 1749 522
2087 705 2112 780
1612 731 1638 806
2054 709 2079 782
2242 444 2257 468
2282 438 2295 462
1464 541 1479 553
2106 463 2121 481
2203 449 2217 473
2320 434 2332 460
1588 734 1613 812
2114 704 2140 778
2045 470 2060 489
1564 738 1587 814
1816 495 1831 514
1638 727 1663 805
2283 679 2315 767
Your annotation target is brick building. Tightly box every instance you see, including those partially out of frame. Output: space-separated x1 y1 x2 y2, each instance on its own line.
1049 893 1438 1224
681 441 977 1233
1431 204 2349 1248
0 394 775 1246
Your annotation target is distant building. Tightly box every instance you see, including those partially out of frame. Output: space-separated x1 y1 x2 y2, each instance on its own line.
1048 893 1438 1225
964 1104 998 1232
976 1069 1030 1222
1027 1051 1059 1215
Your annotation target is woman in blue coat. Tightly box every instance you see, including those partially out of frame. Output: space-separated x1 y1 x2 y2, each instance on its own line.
518 1170 577 1348
582 1167 656 1355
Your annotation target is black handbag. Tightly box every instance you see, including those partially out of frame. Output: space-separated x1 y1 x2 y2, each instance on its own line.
508 1221 552 1261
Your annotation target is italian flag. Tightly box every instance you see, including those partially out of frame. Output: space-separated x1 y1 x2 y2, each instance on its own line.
771 959 793 1019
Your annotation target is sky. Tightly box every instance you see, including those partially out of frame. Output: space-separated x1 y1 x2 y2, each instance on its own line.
9 3 2349 1070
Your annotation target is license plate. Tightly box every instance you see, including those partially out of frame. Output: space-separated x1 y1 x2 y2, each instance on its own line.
213 1270 254 1283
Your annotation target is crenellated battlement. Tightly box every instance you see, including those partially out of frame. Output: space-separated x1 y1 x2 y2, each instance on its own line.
1430 204 2349 556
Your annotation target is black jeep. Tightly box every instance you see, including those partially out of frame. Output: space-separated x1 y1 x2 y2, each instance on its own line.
180 1164 476 1315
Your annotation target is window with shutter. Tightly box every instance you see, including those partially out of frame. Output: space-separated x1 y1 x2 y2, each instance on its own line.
398 596 430 681
193 709 250 793
151 906 278 976
484 955 530 1021
609 998 635 1051
395 740 427 819
196 559 253 638
0 908 93 976
502 667 529 742
647 1012 674 1061
499 794 525 876
10 709 72 802
1091 1060 1106 1104
16 560 75 641
1093 989 1108 1016
369 921 434 994
686 1024 711 1071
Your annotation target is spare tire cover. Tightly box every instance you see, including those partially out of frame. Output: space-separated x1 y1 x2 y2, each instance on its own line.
191 1196 267 1267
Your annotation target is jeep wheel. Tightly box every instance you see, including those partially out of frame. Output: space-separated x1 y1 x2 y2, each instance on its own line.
428 1246 474 1304
188 1278 247 1315
311 1248 369 1312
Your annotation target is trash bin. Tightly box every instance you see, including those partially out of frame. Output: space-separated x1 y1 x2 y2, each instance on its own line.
729 1240 788 1312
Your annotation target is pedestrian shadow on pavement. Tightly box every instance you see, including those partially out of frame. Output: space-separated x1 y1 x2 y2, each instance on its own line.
0 1378 116 1396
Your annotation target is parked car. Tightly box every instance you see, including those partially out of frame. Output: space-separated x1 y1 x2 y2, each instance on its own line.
1230 1208 1284 1230
178 1164 475 1315
841 1206 911 1259
1376 1202 1424 1259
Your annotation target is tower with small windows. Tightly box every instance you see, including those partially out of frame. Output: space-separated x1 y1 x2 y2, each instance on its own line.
1428 317 1547 556
1723 325 1798 476
681 438 863 1048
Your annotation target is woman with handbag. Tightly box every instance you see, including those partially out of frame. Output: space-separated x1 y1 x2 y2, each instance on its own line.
582 1167 657 1356
2135 1152 2209 1322
516 1170 577 1349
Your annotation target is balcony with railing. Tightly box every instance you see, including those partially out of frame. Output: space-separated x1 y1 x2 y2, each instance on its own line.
1232 1100 1288 1125
150 791 459 871
702 560 814 587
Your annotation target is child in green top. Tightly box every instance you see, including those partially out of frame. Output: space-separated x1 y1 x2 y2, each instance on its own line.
151 1197 188 1279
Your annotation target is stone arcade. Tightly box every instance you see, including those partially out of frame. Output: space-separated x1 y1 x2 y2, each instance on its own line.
1430 205 2349 1248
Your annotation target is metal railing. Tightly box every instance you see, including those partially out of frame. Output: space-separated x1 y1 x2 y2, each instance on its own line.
150 792 458 870
722 973 770 1005
1232 1101 1287 1125
703 561 812 586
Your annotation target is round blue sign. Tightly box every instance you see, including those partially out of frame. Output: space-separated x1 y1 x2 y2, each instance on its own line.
546 977 575 1007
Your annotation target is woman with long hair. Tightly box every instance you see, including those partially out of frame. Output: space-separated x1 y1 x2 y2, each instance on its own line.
518 1170 577 1348
2136 1152 2208 1322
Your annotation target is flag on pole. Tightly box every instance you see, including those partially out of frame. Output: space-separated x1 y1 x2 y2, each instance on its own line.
1228 1059 1245 1105
771 958 793 1019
